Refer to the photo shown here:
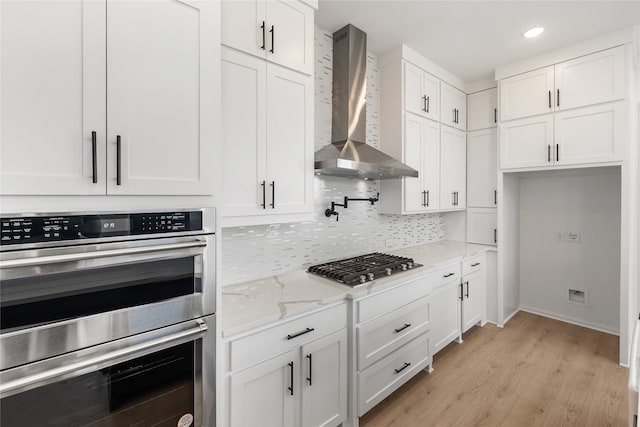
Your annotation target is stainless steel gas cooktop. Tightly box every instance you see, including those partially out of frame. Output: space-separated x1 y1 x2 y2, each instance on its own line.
307 252 421 286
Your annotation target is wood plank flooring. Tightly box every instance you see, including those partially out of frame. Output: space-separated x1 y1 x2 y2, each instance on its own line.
359 311 628 427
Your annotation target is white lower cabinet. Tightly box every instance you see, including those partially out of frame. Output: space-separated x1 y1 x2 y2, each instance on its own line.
430 278 462 356
461 256 487 333
226 304 347 427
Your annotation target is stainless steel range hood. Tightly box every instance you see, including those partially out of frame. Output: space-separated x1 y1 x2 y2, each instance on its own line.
314 24 418 179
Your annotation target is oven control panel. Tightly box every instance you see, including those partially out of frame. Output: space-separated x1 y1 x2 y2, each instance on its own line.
1 211 203 245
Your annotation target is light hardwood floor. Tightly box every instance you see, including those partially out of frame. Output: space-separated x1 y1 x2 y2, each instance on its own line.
360 311 628 427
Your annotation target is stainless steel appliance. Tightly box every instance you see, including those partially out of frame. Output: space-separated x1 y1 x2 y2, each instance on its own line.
307 252 421 285
0 208 216 426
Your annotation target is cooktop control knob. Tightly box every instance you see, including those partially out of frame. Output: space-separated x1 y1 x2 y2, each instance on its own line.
385 268 392 276
359 275 367 284
367 272 375 281
401 263 407 271
407 262 414 269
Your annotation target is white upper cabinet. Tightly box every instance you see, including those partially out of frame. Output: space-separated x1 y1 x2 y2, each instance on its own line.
402 115 440 213
467 88 497 131
1 0 217 196
440 126 466 210
1 0 106 195
106 0 216 195
220 48 313 226
467 129 497 207
221 0 314 75
441 82 466 130
403 62 440 121
499 66 554 122
500 114 554 169
554 45 626 111
466 208 497 246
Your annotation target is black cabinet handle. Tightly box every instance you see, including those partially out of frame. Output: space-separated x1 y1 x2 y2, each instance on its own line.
394 362 411 374
443 272 455 278
494 108 497 123
426 96 430 113
422 95 427 112
465 280 470 298
547 145 551 163
91 131 97 184
260 21 266 50
471 262 481 267
453 108 456 123
557 89 560 107
269 25 274 53
116 135 122 186
494 228 497 244
452 192 456 206
306 354 312 385
556 144 559 162
288 361 294 395
422 190 426 207
287 327 314 340
548 90 551 108
270 181 275 209
394 323 412 333
459 281 464 301
426 190 429 207
494 190 497 205
261 180 266 209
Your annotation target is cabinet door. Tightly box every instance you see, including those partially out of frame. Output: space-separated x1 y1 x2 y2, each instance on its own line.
466 208 497 246
266 0 314 75
301 329 347 427
423 73 441 121
265 64 313 215
230 350 298 427
467 129 497 207
441 82 466 130
440 126 466 210
500 66 554 121
0 0 106 195
221 49 267 218
467 88 497 131
462 269 486 333
431 281 462 355
555 102 626 166
106 0 216 195
500 114 554 170
221 0 267 59
422 120 441 211
555 46 626 111
403 114 427 213
403 62 426 117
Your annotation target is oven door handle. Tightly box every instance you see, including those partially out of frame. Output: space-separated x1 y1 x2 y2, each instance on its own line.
0 240 207 269
0 319 208 398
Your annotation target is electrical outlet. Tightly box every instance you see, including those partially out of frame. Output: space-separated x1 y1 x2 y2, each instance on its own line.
565 232 581 243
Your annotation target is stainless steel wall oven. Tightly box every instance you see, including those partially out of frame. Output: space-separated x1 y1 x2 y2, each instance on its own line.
0 208 216 426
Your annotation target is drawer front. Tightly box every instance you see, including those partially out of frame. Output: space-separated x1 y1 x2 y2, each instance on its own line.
357 296 430 370
229 303 347 372
357 273 432 323
462 253 485 275
433 262 461 290
358 333 431 416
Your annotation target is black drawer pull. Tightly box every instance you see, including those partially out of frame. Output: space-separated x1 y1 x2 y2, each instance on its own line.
287 327 314 340
443 272 455 278
394 323 412 333
471 262 481 267
91 131 97 184
394 362 411 374
116 135 122 186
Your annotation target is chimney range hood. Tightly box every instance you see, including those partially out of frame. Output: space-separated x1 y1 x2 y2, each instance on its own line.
314 24 418 180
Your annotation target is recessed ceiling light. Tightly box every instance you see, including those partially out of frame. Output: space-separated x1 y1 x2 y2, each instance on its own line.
523 27 544 38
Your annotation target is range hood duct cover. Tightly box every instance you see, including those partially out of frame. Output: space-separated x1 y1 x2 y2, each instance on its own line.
314 24 418 179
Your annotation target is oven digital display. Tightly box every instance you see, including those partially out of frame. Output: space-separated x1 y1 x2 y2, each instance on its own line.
95 218 130 233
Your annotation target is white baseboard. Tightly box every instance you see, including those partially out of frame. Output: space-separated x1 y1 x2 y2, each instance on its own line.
497 308 520 328
519 306 619 336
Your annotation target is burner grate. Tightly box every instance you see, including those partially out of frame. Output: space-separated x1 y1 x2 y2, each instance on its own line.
307 252 419 285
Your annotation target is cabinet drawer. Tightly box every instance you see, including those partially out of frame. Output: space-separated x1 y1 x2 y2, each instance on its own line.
434 262 461 290
357 296 430 370
356 273 432 323
229 303 347 372
358 333 430 416
462 254 485 275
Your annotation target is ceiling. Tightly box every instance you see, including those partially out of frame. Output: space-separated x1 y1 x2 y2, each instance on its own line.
315 1 640 82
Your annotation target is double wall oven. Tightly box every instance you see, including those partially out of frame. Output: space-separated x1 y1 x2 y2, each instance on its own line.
0 208 216 426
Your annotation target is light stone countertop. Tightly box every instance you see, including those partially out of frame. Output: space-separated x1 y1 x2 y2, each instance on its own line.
221 240 495 337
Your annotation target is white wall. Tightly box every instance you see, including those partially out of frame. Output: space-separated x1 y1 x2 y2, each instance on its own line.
518 167 621 334
499 173 520 323
220 27 448 285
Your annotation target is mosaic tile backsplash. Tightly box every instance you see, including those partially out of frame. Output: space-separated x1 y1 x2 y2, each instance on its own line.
221 27 446 285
